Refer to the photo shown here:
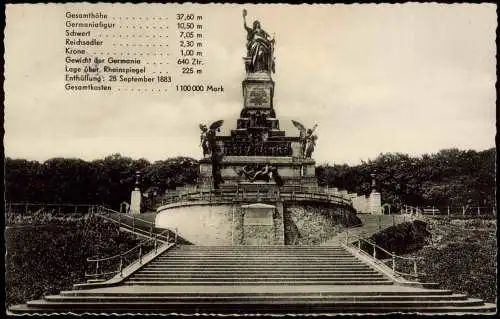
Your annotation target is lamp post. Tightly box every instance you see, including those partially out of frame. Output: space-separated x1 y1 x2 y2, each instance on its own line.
130 170 142 215
370 171 381 215
134 170 141 191
370 171 377 194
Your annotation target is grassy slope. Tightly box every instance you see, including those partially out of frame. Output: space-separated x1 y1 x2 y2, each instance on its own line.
5 214 141 307
413 218 496 303
370 217 496 304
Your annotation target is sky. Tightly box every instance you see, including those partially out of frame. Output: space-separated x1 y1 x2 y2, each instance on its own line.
4 3 497 165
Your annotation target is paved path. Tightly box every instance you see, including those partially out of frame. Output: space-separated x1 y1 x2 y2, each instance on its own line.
322 214 413 245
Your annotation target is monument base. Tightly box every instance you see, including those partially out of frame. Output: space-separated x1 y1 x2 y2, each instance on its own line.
155 199 353 246
198 156 318 189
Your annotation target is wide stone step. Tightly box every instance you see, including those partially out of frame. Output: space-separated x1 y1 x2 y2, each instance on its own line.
59 289 455 297
144 263 371 271
169 247 348 250
152 260 360 264
10 303 496 314
172 245 346 253
154 257 362 262
148 262 366 267
158 254 354 259
153 258 361 262
130 274 386 280
166 250 351 253
137 270 379 275
155 256 360 260
172 249 348 253
43 294 469 303
123 280 394 285
23 298 488 310
126 275 387 280
168 249 350 252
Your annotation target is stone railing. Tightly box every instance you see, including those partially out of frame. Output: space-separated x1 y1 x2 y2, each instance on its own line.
156 189 353 210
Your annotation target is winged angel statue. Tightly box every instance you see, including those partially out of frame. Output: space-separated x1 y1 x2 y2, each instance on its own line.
199 120 224 158
291 120 318 158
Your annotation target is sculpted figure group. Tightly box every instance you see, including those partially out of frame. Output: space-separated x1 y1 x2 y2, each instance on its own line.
236 163 283 186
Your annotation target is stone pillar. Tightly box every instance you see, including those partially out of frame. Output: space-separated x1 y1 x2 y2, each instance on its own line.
369 171 381 214
130 171 142 215
370 191 382 215
274 201 285 245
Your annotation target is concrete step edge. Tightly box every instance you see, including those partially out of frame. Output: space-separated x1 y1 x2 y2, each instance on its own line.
26 298 488 307
59 290 455 297
43 294 470 302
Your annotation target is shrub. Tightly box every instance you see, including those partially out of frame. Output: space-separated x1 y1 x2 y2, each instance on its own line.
368 221 431 257
6 214 141 306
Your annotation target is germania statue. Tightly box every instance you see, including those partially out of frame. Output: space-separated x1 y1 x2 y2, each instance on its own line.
243 9 275 73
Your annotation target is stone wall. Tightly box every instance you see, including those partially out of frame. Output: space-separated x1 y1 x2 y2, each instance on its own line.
155 204 235 246
283 203 347 245
322 187 382 215
155 202 283 246
240 203 284 245
352 194 370 213
156 201 357 246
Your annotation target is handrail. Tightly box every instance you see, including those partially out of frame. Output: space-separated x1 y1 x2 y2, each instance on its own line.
99 207 155 227
86 229 166 263
84 270 120 278
343 230 423 279
119 213 155 227
85 227 178 279
87 228 170 264
92 206 169 239
7 203 101 207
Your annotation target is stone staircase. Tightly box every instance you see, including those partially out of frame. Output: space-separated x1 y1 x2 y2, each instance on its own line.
126 245 391 286
9 245 496 314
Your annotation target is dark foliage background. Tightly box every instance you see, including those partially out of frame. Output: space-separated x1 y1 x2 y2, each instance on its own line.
316 148 495 211
5 154 199 209
5 148 495 211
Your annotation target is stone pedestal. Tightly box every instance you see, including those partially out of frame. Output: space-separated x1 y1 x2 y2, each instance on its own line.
130 188 141 215
370 191 382 215
243 76 274 110
198 157 318 189
197 57 320 191
241 203 284 245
